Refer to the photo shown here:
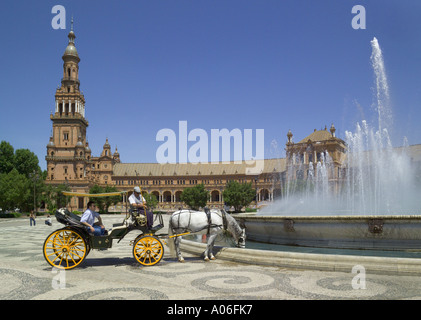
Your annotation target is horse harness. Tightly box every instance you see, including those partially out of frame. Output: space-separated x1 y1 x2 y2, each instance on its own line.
172 208 228 235
204 207 229 234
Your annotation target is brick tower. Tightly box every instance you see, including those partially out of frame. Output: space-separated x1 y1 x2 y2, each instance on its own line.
45 19 91 209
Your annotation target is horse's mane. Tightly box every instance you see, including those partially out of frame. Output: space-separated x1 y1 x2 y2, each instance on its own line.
223 211 243 236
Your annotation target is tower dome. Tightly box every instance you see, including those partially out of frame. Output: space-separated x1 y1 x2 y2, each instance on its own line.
103 138 111 149
62 17 80 62
76 135 84 147
113 146 121 163
85 141 91 153
47 136 55 147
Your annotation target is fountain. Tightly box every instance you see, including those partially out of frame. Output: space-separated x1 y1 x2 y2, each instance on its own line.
235 38 421 251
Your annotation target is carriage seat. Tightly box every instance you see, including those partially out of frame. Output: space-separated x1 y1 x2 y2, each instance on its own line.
108 224 128 238
55 208 83 226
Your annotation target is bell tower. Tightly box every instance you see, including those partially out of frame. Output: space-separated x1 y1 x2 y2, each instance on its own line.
46 19 91 198
54 18 86 123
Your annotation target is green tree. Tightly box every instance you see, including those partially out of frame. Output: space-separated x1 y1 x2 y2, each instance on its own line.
103 185 122 213
180 184 209 210
0 169 31 211
89 185 106 212
27 169 45 212
14 148 41 178
143 192 158 210
43 183 71 212
89 185 121 213
223 181 255 212
0 141 15 174
0 141 45 212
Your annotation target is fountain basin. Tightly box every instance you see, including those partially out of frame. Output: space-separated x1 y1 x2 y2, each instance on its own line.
179 239 421 275
234 214 421 251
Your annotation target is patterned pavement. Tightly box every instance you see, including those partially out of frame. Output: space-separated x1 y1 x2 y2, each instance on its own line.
1 215 421 301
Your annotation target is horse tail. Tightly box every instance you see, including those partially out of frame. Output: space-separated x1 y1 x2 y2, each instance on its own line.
167 214 176 257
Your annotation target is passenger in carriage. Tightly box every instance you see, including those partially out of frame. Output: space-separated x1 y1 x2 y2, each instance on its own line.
129 186 154 230
80 201 107 236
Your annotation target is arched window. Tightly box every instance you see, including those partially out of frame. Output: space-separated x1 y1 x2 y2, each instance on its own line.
152 191 160 202
175 191 182 202
163 191 172 202
211 190 220 202
260 189 270 201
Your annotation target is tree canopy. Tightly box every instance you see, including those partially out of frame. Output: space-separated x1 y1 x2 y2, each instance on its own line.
180 184 209 210
89 185 121 213
0 141 44 212
223 181 256 212
143 192 158 210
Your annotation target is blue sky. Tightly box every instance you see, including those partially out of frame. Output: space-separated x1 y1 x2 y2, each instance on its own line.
1 0 421 171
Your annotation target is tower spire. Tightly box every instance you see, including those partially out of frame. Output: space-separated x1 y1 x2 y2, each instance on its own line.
54 21 86 119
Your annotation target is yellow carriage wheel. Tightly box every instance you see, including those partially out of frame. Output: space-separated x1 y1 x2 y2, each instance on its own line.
43 228 87 270
133 235 164 266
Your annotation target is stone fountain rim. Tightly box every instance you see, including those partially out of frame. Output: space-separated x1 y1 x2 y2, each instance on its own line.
233 213 421 220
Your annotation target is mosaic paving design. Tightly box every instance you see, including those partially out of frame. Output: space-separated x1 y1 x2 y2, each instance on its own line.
1 216 421 300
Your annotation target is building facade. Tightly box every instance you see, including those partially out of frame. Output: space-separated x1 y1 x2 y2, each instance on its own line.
45 27 289 211
285 125 347 195
46 28 421 212
43 27 350 211
45 25 120 210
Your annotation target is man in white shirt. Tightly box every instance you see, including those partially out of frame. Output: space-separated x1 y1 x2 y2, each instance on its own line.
80 201 106 236
129 186 153 229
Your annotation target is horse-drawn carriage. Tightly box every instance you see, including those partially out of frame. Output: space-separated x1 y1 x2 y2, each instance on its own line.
43 191 165 270
43 190 246 270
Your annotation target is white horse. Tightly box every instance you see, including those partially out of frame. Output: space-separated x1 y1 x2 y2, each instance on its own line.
168 209 246 262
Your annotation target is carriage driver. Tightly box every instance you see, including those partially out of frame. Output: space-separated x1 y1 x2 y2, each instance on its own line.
129 186 154 230
80 201 107 236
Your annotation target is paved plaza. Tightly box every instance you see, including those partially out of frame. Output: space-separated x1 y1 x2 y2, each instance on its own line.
1 214 421 301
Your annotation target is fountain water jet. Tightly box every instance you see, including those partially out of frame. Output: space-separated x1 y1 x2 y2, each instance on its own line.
235 38 421 250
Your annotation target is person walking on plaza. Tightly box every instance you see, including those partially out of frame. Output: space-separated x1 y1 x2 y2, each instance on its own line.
80 201 106 236
29 210 36 226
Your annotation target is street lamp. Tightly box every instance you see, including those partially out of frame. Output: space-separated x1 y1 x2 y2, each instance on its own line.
64 178 70 208
29 170 39 213
254 176 258 208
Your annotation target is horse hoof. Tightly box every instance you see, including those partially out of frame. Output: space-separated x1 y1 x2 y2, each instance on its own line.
178 258 185 263
210 256 216 260
204 257 210 262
